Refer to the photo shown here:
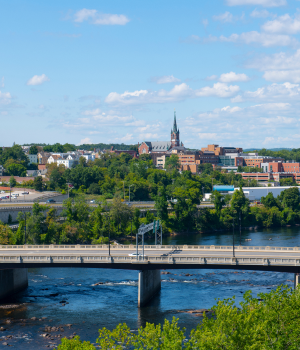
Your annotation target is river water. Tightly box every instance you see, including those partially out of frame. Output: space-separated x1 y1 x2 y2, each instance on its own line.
0 227 299 348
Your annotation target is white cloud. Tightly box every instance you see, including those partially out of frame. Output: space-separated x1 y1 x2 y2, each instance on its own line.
138 133 159 140
246 49 300 71
220 31 297 47
262 14 300 34
206 75 218 81
244 82 300 100
1 77 4 88
74 9 129 25
154 75 181 84
0 91 12 105
202 19 209 27
260 116 295 124
195 82 240 98
78 137 93 145
27 74 49 86
115 133 133 142
82 108 101 116
219 72 250 82
105 82 239 105
226 0 286 7
221 106 242 112
250 9 273 18
263 70 300 83
213 12 234 23
198 133 218 139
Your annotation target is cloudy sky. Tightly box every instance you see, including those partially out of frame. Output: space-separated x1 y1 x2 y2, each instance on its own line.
2 0 300 148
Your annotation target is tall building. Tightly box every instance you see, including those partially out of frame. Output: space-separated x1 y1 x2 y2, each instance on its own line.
171 111 180 147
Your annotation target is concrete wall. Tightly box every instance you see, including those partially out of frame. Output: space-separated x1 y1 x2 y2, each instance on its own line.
138 269 161 307
0 268 28 301
0 207 64 224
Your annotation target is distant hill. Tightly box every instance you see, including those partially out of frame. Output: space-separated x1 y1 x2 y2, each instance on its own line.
244 148 293 152
76 143 138 151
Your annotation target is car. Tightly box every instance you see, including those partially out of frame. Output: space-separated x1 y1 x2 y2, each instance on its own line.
46 199 56 203
21 192 29 195
12 194 19 197
0 191 5 194
128 253 147 257
90 200 96 203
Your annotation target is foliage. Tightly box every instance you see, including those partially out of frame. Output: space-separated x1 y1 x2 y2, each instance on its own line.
56 335 96 349
9 175 17 188
33 176 43 191
0 144 28 167
6 163 27 177
165 154 180 172
56 286 300 349
29 145 38 154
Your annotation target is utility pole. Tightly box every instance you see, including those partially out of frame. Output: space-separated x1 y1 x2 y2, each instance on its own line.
10 186 11 203
108 214 111 256
129 185 133 202
239 211 242 246
24 212 27 245
123 181 125 200
232 217 235 257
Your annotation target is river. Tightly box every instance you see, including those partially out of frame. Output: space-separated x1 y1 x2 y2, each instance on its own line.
0 226 299 348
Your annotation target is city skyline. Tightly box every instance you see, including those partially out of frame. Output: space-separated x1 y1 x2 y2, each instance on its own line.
2 0 300 148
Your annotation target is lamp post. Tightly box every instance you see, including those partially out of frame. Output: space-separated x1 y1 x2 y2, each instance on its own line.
232 217 235 257
24 212 27 245
239 211 242 246
108 214 111 256
129 185 133 202
66 183 72 199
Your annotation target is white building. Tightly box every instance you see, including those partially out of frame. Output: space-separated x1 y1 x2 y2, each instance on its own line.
80 154 95 162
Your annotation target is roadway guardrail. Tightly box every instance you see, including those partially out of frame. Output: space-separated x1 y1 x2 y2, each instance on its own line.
0 255 299 267
0 244 299 252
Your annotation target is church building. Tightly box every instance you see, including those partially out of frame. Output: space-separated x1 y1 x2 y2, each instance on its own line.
138 111 184 155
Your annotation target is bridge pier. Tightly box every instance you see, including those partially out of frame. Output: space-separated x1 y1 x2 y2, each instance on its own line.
138 270 161 307
294 273 300 289
0 268 28 301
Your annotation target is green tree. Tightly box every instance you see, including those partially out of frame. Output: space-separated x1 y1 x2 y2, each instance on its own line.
6 163 27 177
278 187 300 210
154 186 169 224
230 187 250 222
210 190 225 217
165 154 180 172
33 176 43 191
56 335 96 350
261 192 280 209
29 145 38 154
9 175 17 188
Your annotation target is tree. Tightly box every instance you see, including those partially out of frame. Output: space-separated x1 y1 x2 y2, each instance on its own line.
279 187 300 210
33 176 43 191
29 145 38 154
0 222 13 244
154 186 169 224
230 187 250 221
9 175 17 188
165 154 180 172
261 192 280 209
6 163 27 177
210 190 225 217
198 163 213 175
87 183 101 195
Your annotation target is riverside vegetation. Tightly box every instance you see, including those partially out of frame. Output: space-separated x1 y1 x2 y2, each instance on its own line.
1 182 300 245
55 285 300 349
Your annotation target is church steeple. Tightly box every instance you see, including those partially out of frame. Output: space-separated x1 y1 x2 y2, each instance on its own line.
173 110 178 133
171 109 180 148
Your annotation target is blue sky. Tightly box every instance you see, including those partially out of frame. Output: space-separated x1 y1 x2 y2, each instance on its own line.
2 0 300 149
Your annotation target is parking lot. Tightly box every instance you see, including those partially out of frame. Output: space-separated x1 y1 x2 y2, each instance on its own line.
0 190 49 203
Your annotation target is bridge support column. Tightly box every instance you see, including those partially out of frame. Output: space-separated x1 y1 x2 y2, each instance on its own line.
138 270 161 307
0 268 28 302
294 273 300 289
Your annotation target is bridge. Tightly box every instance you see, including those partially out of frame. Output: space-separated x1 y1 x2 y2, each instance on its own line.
1 244 300 307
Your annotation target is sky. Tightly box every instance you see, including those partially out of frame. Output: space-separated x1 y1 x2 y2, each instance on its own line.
2 0 300 149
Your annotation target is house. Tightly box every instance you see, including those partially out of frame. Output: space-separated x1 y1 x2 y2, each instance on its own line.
37 152 51 164
57 154 78 168
28 154 38 165
47 155 62 164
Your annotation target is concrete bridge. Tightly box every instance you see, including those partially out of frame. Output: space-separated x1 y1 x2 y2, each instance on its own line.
1 244 300 307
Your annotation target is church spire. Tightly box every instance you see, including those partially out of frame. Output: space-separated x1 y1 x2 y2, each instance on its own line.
173 109 178 133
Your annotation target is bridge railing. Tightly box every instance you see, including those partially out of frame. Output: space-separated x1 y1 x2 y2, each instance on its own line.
0 254 299 266
0 244 299 251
